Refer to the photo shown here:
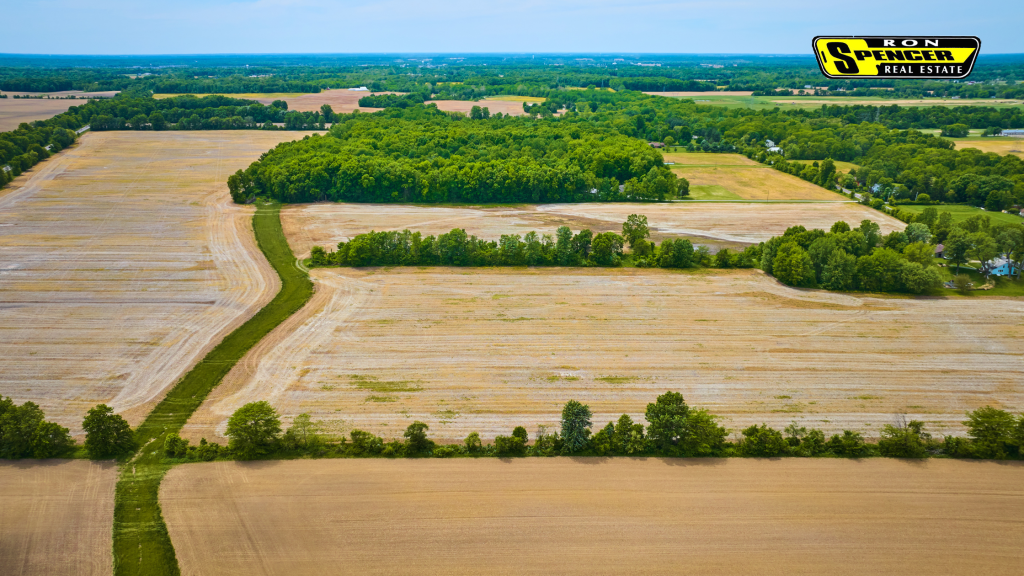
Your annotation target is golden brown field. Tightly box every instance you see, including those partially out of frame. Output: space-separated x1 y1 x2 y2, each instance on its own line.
0 460 117 576
183 267 1022 444
0 131 312 433
666 153 848 200
0 99 89 131
162 458 1024 576
280 201 901 258
954 138 1024 158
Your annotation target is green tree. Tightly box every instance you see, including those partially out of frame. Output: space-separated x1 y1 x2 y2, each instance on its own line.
964 406 1016 459
590 232 624 266
31 421 75 458
940 123 970 137
464 432 483 454
288 413 320 448
916 207 938 229
681 409 727 456
676 176 690 197
827 430 869 457
944 228 973 274
560 400 592 454
320 104 334 124
902 242 935 268
830 221 851 234
82 404 135 459
404 421 433 455
613 414 646 455
621 214 650 250
226 401 281 459
772 242 815 286
821 249 856 290
644 391 689 453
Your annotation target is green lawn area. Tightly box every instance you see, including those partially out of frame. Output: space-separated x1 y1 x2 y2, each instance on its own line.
687 184 742 200
937 265 1024 297
650 93 1024 110
791 159 861 173
898 204 1024 226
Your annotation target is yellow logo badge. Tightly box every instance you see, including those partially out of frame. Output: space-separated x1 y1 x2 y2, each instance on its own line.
812 36 980 79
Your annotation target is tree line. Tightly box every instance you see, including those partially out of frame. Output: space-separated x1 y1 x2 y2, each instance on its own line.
1 396 135 460
308 215 762 270
227 106 684 204
165 392 1024 462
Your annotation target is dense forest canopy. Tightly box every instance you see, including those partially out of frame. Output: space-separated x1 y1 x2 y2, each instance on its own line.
228 105 684 204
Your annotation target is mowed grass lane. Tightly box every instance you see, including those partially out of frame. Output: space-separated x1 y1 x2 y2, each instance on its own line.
114 204 313 576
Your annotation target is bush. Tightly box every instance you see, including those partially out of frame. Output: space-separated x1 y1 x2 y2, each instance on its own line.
964 406 1017 459
350 429 384 455
827 430 869 457
82 404 136 459
878 417 929 458
463 432 483 455
403 421 434 455
740 424 788 457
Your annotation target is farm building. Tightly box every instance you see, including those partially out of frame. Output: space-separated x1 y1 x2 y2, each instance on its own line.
934 244 944 258
1003 129 1024 137
649 142 665 148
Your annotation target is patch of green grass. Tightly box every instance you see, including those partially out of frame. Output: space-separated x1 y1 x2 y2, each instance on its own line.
350 375 422 393
113 203 314 576
365 395 397 403
898 204 1024 226
596 376 637 384
687 184 742 200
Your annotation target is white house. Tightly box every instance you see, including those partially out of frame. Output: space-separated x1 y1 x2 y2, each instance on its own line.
765 139 775 148
984 257 1018 277
767 146 783 154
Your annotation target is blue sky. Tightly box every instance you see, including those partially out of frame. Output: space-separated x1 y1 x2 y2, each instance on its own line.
3 0 1022 55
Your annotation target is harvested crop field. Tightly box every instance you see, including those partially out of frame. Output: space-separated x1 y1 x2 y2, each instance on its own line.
0 460 117 576
644 90 754 97
953 138 1024 158
0 99 90 131
280 201 900 258
668 155 848 201
183 267 1022 444
0 130 311 433
162 458 1024 576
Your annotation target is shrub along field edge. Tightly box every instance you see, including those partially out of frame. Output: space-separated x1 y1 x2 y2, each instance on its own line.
112 203 314 576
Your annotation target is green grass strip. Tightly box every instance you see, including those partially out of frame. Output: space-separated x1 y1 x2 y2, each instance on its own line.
113 203 313 576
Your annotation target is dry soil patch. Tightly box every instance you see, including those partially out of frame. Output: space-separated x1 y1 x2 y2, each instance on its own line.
162 458 1024 576
0 459 117 576
0 131 310 433
183 267 1022 443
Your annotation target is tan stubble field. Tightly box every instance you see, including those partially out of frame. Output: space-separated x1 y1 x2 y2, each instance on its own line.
0 130 312 433
0 460 117 576
162 458 1024 576
183 267 1023 444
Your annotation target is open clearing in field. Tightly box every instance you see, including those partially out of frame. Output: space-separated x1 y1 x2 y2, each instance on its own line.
953 137 1024 158
163 458 1024 576
280 201 901 258
152 91 531 116
0 130 311 433
791 159 861 173
183 267 1022 444
667 154 848 200
0 460 117 576
430 99 529 117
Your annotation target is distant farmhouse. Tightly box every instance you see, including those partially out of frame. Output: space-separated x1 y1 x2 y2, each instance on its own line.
765 139 783 155
1004 129 1024 138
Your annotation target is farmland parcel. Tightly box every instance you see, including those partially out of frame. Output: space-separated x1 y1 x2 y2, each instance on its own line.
184 267 1023 443
280 201 903 258
0 131 311 433
162 458 1024 576
0 460 117 576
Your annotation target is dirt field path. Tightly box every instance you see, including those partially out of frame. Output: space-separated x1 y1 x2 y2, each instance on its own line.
183 267 1023 443
161 458 1024 576
281 201 901 258
0 460 117 576
0 131 310 433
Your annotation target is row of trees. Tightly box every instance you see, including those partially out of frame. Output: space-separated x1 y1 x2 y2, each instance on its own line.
309 215 758 270
0 398 136 460
203 393 1024 461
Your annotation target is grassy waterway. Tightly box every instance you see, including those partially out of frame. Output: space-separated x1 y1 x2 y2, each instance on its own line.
113 203 314 576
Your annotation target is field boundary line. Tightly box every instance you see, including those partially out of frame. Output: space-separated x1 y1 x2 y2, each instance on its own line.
112 203 314 576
